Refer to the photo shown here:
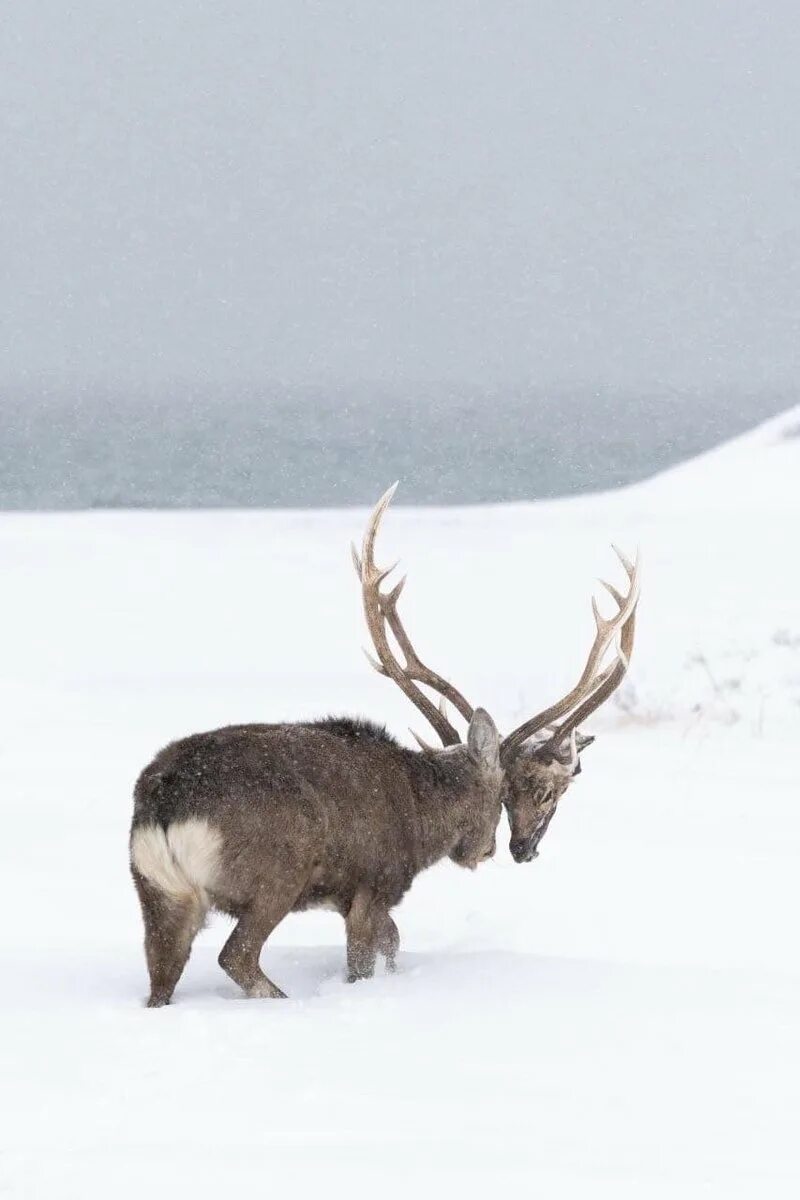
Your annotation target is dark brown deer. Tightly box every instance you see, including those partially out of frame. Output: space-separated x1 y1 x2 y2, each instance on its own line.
130 485 639 1006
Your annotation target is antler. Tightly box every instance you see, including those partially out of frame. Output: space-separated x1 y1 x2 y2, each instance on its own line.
500 546 641 764
352 483 475 747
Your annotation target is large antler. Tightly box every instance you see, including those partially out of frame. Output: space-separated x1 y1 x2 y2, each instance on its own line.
500 547 641 765
352 483 475 747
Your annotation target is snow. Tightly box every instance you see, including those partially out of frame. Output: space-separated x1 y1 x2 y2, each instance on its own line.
1 408 799 1197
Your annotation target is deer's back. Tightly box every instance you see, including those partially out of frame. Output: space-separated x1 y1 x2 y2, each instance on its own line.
131 719 424 913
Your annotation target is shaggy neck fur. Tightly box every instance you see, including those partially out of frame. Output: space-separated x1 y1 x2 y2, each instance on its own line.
312 717 495 871
401 746 494 870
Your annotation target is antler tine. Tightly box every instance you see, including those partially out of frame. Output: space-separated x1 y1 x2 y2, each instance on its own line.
410 728 436 752
500 546 641 764
361 482 398 582
612 543 637 578
357 484 475 747
538 599 638 753
362 647 387 676
599 578 624 606
386 574 407 606
375 559 400 587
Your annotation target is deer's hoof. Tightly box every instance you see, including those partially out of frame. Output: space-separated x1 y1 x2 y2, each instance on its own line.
246 980 287 999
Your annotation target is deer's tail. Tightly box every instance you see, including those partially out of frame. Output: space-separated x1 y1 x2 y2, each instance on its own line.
130 818 222 908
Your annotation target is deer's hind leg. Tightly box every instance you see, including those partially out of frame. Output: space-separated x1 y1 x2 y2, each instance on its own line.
133 870 206 1008
218 890 301 999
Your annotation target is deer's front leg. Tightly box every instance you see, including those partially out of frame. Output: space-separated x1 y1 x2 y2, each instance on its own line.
345 890 398 981
376 913 400 972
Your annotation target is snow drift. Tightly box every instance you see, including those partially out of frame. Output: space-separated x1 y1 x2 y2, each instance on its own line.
0 408 798 1198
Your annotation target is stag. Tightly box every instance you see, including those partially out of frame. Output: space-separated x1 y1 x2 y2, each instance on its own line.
130 485 639 1005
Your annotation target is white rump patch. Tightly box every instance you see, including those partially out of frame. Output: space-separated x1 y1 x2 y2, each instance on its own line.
131 819 223 905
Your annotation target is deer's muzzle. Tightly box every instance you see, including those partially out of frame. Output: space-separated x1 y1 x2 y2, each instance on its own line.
510 837 540 864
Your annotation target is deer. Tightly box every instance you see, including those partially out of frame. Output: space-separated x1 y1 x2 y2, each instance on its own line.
130 484 640 1006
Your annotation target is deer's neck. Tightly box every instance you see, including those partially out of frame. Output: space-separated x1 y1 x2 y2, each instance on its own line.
408 754 484 870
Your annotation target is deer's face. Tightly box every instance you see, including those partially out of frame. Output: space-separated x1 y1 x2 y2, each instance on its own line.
502 742 588 863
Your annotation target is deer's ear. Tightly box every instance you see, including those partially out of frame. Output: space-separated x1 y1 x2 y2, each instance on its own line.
575 733 595 752
467 708 500 771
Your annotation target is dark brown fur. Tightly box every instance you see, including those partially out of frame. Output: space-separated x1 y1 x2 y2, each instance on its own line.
130 711 502 1005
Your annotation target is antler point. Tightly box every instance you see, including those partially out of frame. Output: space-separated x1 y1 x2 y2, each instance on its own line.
386 574 407 605
375 558 400 587
410 727 434 752
375 481 399 514
611 543 635 577
361 647 387 675
599 577 624 606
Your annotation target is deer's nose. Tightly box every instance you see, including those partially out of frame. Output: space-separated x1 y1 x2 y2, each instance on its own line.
510 838 539 863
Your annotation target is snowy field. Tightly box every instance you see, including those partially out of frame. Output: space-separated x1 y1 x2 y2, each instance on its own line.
1 408 799 1197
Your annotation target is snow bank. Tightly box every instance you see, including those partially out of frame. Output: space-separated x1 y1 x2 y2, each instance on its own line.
0 410 798 1197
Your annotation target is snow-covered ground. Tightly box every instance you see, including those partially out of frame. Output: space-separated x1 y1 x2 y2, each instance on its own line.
1 408 799 1197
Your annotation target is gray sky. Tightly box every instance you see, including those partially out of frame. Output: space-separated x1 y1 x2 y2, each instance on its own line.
2 1 799 395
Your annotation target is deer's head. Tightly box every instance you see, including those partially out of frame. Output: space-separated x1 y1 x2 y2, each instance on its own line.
500 729 594 862
353 485 640 865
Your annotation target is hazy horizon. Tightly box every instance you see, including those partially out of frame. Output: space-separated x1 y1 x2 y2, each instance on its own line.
0 387 791 509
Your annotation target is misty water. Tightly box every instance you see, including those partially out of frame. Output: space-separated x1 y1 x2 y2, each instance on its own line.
0 390 791 509
4 5 798 510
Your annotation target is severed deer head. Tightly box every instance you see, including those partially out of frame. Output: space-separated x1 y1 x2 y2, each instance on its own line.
353 483 641 865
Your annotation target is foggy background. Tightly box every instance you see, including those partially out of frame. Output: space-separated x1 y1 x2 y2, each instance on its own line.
2 1 798 507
